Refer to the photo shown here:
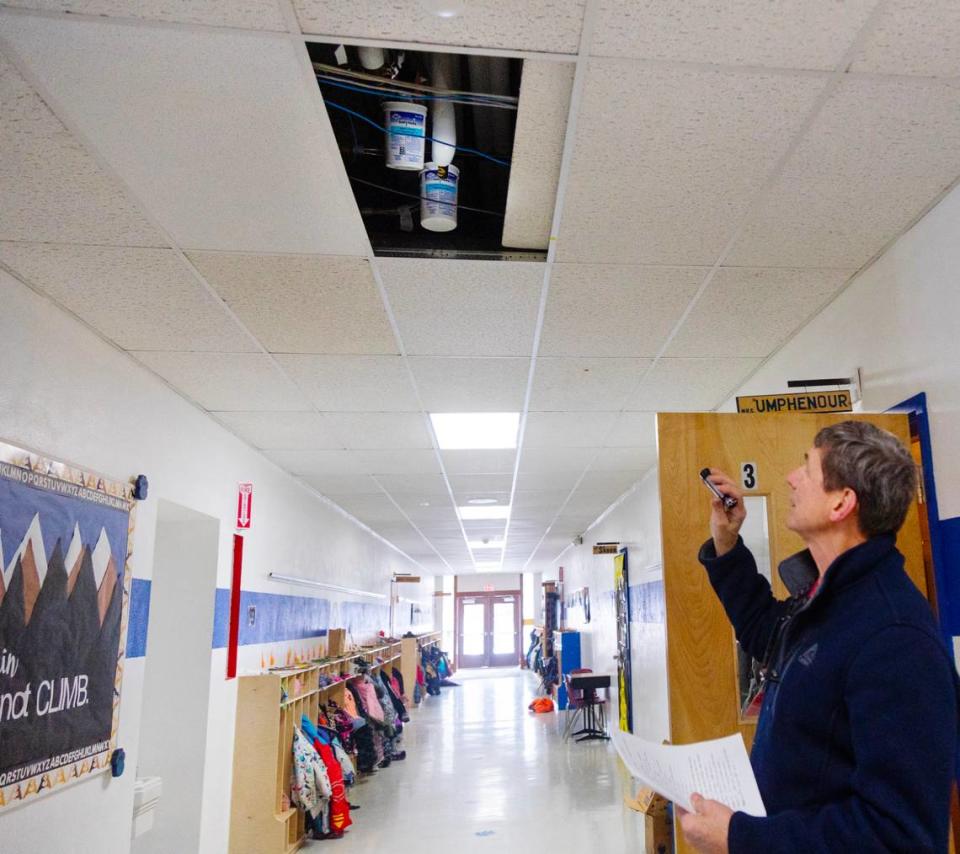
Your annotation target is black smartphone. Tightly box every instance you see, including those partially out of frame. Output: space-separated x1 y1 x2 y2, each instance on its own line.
699 468 738 510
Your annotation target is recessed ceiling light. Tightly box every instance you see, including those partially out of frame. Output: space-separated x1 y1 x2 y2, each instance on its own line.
430 412 519 450
458 505 511 520
467 497 499 505
421 0 465 18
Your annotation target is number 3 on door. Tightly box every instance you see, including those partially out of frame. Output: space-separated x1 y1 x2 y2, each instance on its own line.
740 461 758 490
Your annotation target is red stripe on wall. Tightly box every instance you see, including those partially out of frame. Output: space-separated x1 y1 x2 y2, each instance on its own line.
227 533 244 679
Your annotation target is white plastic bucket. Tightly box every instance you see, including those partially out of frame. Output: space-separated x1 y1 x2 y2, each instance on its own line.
420 162 459 232
383 101 427 171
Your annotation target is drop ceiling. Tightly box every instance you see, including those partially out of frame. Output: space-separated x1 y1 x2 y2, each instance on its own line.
2 0 960 575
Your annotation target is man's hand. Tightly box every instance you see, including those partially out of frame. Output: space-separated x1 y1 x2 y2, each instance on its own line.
705 469 746 556
678 793 734 854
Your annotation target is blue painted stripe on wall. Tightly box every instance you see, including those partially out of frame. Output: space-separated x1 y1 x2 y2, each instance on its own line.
130 583 394 656
628 579 665 624
126 578 151 659
211 589 332 649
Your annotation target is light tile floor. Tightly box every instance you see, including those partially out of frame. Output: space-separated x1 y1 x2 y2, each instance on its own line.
306 667 645 853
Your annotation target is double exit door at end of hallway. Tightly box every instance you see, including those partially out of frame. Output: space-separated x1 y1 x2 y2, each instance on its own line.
457 592 521 668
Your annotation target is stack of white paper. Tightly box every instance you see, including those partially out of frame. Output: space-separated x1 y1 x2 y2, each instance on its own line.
612 730 766 817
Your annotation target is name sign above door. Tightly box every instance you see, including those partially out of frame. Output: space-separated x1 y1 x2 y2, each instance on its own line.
736 390 852 415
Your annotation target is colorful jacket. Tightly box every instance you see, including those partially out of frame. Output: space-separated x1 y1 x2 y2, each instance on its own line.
290 727 331 818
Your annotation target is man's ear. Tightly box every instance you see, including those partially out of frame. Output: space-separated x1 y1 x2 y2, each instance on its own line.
829 487 859 525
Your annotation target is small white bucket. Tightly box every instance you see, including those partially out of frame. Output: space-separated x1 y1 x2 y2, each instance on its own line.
383 101 427 171
420 163 459 232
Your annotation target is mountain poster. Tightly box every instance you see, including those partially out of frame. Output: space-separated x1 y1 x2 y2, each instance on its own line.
0 441 136 810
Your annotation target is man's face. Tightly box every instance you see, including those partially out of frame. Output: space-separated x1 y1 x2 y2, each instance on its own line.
786 446 836 537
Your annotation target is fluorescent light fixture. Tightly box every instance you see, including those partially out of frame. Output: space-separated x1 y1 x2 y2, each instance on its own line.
430 412 519 450
475 562 502 572
458 505 511 520
468 540 504 550
467 497 499 505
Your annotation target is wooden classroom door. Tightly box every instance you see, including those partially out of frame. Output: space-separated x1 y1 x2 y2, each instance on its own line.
657 412 926 756
456 593 521 668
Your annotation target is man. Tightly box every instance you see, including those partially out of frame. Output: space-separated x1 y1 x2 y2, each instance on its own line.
680 420 958 853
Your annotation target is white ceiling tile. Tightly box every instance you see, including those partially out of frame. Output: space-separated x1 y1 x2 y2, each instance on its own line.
0 243 253 352
277 355 420 411
512 490 570 511
626 357 762 411
4 0 287 30
540 265 704 356
2 16 369 254
522 411 618 448
462 520 507 538
783 78 960 183
591 0 875 69
301 474 383 495
502 59 575 250
293 0 586 53
322 413 433 449
727 173 953 268
590 446 657 473
0 52 163 247
133 352 309 411
514 470 582 492
666 268 852 359
563 489 618 516
604 412 657 447
265 449 369 477
403 504 461 525
851 0 960 76
277 449 439 477
440 449 517 475
410 357 529 411
556 61 828 265
448 473 514 494
374 473 451 494
188 253 396 355
730 77 960 269
530 357 650 411
325 493 409 524
519 446 596 473
354 450 441 476
577 469 645 494
380 259 544 357
214 411 342 450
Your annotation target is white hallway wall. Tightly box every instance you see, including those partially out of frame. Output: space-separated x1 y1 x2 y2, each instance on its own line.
553 468 669 743
0 270 433 854
552 178 960 740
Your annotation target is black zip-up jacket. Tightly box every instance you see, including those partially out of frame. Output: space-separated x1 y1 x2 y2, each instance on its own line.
699 534 959 853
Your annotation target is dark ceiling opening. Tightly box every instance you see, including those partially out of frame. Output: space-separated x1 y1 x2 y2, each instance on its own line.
308 42 544 260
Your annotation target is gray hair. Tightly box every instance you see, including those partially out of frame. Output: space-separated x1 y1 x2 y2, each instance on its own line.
813 421 917 537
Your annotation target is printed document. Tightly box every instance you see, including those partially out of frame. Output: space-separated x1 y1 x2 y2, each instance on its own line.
612 730 766 817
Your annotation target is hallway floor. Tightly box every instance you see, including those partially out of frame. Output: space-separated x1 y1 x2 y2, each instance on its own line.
306 667 645 853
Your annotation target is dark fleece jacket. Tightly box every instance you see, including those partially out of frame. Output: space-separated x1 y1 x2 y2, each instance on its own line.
699 534 959 853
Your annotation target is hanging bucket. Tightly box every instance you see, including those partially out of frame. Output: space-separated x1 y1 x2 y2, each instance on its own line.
420 162 459 232
382 101 427 171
